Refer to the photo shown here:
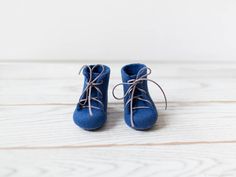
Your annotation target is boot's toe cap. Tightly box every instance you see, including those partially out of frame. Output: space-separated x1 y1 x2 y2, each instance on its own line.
73 109 106 130
125 108 157 130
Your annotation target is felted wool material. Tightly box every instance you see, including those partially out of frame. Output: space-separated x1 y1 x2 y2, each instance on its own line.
121 63 158 130
73 64 110 130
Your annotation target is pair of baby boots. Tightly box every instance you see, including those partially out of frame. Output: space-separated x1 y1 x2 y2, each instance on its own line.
73 63 167 131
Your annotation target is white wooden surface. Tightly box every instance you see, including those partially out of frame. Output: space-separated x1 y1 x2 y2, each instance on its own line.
0 61 236 177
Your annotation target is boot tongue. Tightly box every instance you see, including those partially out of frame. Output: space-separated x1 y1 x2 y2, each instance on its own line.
82 67 103 100
129 74 136 79
83 66 103 81
123 67 148 97
83 72 99 81
123 69 147 82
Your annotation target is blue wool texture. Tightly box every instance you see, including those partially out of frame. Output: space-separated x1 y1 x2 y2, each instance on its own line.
121 63 158 130
73 64 110 130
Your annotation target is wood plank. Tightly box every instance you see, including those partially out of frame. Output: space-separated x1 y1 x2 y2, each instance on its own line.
0 144 236 177
1 78 236 104
0 102 236 148
1 61 236 79
0 62 236 104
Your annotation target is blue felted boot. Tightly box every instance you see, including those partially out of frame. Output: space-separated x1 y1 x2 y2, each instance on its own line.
112 63 167 130
73 64 110 130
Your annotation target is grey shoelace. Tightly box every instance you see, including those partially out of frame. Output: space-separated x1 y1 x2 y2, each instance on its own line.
112 67 167 127
78 64 105 116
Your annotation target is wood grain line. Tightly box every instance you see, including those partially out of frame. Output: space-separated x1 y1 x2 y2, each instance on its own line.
1 140 236 151
1 60 236 63
0 101 235 106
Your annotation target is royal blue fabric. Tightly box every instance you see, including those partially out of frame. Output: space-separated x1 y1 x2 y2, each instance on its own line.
121 63 158 130
73 65 110 130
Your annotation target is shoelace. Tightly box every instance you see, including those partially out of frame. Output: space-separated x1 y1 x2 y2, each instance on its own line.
78 64 105 116
112 67 167 127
